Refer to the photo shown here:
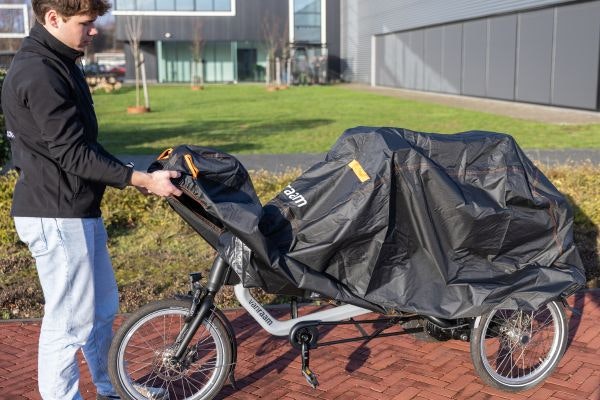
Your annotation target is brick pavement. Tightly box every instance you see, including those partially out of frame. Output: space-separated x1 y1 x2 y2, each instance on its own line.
1 290 600 400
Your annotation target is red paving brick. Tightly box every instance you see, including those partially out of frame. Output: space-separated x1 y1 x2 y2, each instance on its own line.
1 290 600 400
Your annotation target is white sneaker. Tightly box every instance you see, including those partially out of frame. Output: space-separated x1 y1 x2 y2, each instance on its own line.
134 384 169 400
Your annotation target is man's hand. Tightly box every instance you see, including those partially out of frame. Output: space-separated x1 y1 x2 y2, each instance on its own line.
131 170 183 197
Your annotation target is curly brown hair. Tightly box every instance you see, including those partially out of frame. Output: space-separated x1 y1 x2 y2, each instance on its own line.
32 0 111 23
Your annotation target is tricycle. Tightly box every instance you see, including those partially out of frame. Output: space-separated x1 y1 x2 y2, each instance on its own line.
108 127 584 399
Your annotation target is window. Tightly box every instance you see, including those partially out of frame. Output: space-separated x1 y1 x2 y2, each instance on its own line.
294 0 321 43
213 0 230 11
0 4 29 38
114 0 233 14
196 0 231 12
177 0 195 11
195 0 212 11
137 0 155 11
156 0 175 11
116 0 136 10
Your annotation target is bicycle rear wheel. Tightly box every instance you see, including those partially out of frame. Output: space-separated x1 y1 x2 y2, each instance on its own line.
470 300 567 392
108 298 232 400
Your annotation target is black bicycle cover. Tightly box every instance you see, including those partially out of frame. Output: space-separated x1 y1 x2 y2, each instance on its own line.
149 127 585 318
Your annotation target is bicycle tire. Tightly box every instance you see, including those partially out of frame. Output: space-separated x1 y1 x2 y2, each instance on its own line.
108 298 233 400
470 299 567 392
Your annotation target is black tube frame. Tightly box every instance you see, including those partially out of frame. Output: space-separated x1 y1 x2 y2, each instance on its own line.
173 256 230 360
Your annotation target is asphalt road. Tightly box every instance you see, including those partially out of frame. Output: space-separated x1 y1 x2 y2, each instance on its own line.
121 148 600 174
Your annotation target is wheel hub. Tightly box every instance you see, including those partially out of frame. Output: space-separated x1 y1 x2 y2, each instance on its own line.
500 313 533 348
153 347 190 381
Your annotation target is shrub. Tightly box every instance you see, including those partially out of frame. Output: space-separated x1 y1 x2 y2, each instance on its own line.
544 163 600 282
0 69 9 167
0 167 598 319
0 171 18 245
0 170 300 318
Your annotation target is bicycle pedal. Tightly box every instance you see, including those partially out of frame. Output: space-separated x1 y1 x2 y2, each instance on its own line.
301 367 319 389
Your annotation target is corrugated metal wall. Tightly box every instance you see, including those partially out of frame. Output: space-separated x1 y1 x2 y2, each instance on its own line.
341 0 574 82
342 0 600 110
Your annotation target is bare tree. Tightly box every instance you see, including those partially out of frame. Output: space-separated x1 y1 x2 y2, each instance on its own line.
190 20 204 89
124 16 149 111
262 12 288 86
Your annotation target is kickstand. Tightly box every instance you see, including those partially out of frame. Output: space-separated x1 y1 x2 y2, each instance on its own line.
300 339 319 388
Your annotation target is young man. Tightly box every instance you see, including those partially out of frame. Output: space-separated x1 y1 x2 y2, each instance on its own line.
1 1 182 399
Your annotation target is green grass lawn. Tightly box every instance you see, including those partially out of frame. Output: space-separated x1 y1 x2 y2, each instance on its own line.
95 84 600 155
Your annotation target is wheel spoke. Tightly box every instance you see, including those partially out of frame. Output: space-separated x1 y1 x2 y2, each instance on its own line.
473 301 566 391
111 300 231 400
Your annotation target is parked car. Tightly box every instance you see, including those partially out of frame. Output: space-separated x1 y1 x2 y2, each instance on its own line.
83 62 123 92
108 65 126 77
84 62 108 76
84 62 125 81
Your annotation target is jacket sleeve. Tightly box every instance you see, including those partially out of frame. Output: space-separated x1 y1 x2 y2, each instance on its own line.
19 59 133 189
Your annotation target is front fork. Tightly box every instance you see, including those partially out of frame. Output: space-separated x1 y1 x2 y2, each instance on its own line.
173 256 230 360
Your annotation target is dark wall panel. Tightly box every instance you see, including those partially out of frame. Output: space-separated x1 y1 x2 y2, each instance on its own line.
327 0 342 78
515 9 554 103
387 34 398 86
487 14 517 100
407 30 425 90
425 27 443 92
441 24 462 94
552 1 600 109
123 43 158 81
143 44 158 82
461 20 487 97
373 1 600 110
377 34 396 87
375 35 385 86
403 32 415 89
396 32 408 87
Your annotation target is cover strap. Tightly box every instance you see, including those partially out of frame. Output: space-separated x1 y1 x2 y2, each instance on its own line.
184 154 200 178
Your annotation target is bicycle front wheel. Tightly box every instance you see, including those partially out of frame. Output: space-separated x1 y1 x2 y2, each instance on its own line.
470 299 567 392
108 298 233 400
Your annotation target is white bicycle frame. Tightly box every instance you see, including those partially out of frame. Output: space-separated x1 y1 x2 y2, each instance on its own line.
234 283 372 336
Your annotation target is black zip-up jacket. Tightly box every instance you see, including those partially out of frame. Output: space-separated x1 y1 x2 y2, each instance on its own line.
1 23 133 218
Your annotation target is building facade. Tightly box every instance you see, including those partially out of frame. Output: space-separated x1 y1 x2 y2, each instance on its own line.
114 0 341 84
341 0 600 110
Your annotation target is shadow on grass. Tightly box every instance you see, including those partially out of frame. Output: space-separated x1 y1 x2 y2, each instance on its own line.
100 117 335 155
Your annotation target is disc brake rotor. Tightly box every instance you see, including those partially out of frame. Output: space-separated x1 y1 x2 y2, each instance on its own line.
152 346 189 381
